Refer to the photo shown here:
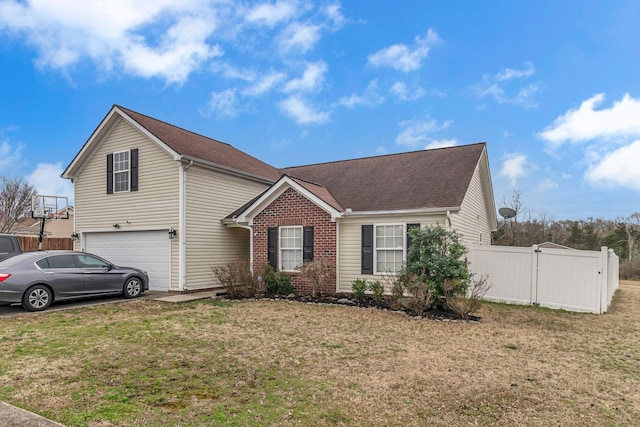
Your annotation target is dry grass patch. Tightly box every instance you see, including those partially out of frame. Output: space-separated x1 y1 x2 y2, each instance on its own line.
0 283 638 426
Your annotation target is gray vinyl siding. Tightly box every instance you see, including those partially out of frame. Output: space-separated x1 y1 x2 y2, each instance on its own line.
449 161 492 248
73 117 180 287
336 215 446 293
184 166 269 290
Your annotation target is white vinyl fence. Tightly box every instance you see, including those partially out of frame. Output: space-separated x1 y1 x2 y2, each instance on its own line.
468 245 619 314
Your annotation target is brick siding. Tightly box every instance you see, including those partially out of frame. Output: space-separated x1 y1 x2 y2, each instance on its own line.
253 187 337 295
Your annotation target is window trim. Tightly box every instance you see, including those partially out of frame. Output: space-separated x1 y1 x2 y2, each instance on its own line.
112 150 131 193
373 223 406 274
279 225 303 272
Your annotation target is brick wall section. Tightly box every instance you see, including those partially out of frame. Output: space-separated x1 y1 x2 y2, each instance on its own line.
253 187 337 295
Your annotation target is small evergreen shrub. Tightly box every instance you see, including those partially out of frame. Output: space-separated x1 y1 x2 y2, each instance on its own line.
368 280 384 302
275 271 294 295
351 278 368 300
261 264 294 296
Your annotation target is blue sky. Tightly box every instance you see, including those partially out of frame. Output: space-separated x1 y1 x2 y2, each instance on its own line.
1 0 639 221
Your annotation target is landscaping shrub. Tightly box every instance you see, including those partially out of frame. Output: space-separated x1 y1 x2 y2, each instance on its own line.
351 278 368 300
394 226 470 314
211 261 262 298
368 280 384 302
257 264 294 296
299 260 335 297
443 275 492 320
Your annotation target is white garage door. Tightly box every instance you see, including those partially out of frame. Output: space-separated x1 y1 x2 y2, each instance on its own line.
84 230 170 291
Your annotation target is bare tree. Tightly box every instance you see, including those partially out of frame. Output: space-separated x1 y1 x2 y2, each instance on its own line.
626 213 640 261
0 177 36 233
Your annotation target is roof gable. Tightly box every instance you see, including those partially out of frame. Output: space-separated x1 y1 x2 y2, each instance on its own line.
229 175 342 225
63 105 280 182
280 143 487 212
117 106 280 181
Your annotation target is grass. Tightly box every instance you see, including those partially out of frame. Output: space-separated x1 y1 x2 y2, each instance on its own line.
0 281 639 426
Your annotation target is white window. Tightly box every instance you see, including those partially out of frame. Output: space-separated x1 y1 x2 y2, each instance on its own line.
280 226 303 271
113 151 130 192
375 224 404 273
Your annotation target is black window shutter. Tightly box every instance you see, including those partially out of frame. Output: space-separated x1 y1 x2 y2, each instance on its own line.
267 227 278 269
303 226 314 262
407 223 420 252
106 153 113 194
130 148 139 192
361 225 373 274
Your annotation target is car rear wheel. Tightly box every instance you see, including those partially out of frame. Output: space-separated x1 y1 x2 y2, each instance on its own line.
22 285 52 312
123 277 142 299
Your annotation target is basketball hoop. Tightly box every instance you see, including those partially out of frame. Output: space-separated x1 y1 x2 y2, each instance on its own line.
31 195 69 250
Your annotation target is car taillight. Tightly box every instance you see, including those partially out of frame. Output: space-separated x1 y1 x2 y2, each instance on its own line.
0 273 10 283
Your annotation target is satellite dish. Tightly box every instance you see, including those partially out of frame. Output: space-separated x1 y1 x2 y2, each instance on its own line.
498 207 517 219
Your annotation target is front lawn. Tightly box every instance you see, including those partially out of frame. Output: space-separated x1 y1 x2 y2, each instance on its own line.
0 282 639 426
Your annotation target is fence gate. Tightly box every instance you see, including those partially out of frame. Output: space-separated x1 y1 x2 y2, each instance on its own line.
468 245 619 314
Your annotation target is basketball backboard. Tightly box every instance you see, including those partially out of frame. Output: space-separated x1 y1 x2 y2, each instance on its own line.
31 195 69 220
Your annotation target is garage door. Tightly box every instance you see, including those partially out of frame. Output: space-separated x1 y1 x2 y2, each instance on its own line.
84 231 170 291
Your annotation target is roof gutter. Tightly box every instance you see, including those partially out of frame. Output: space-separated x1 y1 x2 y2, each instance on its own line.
340 206 461 218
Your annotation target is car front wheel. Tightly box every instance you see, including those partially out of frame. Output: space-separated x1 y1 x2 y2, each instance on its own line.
123 277 142 299
23 285 52 312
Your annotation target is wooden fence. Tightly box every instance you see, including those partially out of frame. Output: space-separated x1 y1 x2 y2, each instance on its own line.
17 236 74 252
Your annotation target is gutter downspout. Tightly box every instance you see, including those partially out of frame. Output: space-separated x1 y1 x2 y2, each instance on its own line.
178 160 193 291
446 210 452 231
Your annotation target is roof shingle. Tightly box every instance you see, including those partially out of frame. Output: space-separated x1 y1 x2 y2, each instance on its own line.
118 106 280 181
281 143 486 212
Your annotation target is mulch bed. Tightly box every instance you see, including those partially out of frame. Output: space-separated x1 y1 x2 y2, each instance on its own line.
223 292 481 322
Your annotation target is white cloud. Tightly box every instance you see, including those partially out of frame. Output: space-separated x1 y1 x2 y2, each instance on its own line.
211 63 257 81
586 140 640 190
539 93 640 148
245 1 298 27
201 89 239 118
475 62 538 108
368 29 440 73
390 81 425 102
0 0 223 84
395 118 453 147
535 178 558 193
284 61 327 93
278 95 330 124
500 153 528 186
0 140 23 169
336 80 384 108
323 3 346 30
278 22 322 53
496 61 535 81
243 71 287 96
425 139 457 150
27 163 74 202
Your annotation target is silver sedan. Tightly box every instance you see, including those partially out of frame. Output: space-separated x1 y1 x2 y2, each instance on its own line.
0 251 149 311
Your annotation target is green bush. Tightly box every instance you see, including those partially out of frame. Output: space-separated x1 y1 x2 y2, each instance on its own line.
397 225 470 314
368 280 384 302
275 271 294 295
351 278 368 300
261 264 293 296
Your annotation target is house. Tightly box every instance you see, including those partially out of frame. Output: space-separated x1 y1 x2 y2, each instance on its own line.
62 105 497 293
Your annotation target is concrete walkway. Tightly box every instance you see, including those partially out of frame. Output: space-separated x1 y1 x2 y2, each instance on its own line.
0 290 220 426
0 401 66 426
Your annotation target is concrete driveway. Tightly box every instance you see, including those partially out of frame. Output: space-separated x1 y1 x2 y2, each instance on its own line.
0 291 165 317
